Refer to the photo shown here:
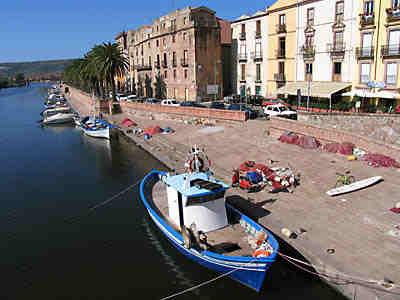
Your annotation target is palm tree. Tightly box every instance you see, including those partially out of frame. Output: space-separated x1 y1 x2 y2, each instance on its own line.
154 72 166 99
92 42 129 103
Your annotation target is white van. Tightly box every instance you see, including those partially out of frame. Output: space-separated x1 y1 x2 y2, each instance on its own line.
161 99 180 106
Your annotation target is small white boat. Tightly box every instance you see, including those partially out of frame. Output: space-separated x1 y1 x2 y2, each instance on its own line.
326 176 383 196
80 119 113 139
42 107 76 125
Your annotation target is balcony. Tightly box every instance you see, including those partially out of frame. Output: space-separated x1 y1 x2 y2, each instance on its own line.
238 53 248 62
136 64 152 71
239 32 246 40
254 31 262 39
155 61 161 69
360 13 375 27
301 45 315 60
251 51 262 61
386 7 400 22
181 58 189 67
274 73 286 82
162 60 168 68
381 44 400 58
172 60 177 68
355 46 374 59
276 24 286 34
169 24 177 32
275 48 286 59
327 42 346 59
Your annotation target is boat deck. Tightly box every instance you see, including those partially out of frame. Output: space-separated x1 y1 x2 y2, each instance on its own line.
149 179 255 257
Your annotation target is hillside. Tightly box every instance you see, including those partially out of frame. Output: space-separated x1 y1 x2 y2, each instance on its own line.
0 59 76 78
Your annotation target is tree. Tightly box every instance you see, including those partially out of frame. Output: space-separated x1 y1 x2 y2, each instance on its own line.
137 75 143 97
154 72 166 99
15 73 25 84
145 74 152 98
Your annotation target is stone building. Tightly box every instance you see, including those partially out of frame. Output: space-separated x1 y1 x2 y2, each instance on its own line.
127 6 226 101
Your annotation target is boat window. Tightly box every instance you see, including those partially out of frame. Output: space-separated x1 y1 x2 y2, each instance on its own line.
186 190 225 206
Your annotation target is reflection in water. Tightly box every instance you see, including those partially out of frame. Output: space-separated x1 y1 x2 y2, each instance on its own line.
80 132 112 162
40 123 76 134
141 215 200 297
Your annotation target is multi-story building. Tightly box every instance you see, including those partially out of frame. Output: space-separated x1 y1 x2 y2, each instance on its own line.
127 6 226 101
115 31 129 92
266 0 297 96
231 10 268 98
352 0 400 110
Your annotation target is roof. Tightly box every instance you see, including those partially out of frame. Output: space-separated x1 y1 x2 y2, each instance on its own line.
163 172 229 197
275 81 352 98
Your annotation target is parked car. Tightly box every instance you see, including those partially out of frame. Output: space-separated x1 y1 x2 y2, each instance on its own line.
180 101 206 108
117 94 129 101
209 102 225 110
127 95 137 102
247 95 264 106
144 98 161 104
263 104 297 120
161 99 180 106
227 103 258 119
262 97 286 106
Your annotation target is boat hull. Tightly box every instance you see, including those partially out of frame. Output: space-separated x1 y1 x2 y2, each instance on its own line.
43 113 75 124
82 127 110 139
140 170 278 292
326 176 383 196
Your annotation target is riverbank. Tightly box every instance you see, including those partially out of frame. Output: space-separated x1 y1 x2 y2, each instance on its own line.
65 87 400 300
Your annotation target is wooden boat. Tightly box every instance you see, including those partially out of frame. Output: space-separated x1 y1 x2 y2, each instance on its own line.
326 176 383 196
42 107 76 125
80 120 111 139
140 147 279 291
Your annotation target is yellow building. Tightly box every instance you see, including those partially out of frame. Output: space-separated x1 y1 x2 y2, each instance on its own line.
266 0 298 96
115 31 128 92
355 0 400 112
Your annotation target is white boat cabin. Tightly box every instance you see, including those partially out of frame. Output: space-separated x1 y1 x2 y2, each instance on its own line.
163 172 229 233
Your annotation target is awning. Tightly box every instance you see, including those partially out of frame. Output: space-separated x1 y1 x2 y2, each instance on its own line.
342 89 400 99
275 81 351 98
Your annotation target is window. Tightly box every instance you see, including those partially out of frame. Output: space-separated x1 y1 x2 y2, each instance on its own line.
173 52 176 65
163 38 166 45
360 63 371 83
240 42 246 57
148 42 151 48
173 69 177 80
163 53 167 65
279 37 286 56
334 31 344 48
306 63 313 74
305 36 314 47
307 8 314 26
386 62 398 85
157 25 159 31
164 70 167 79
393 0 400 9
241 23 246 34
256 20 261 34
184 69 188 79
256 64 261 81
365 1 374 15
149 56 152 66
172 34 176 43
361 32 373 56
334 62 341 74
156 40 159 47
336 1 344 23
279 14 286 25
162 23 166 29
184 17 187 24
279 61 285 74
241 64 246 81
183 50 188 62
389 30 400 55
183 32 187 40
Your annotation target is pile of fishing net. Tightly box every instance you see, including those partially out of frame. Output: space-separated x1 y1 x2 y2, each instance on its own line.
323 142 355 155
278 132 321 149
362 153 400 168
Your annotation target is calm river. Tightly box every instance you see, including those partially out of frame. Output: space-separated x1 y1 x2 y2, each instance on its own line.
0 84 345 299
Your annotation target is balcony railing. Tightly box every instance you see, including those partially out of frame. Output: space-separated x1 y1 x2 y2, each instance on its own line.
251 51 262 61
275 48 286 59
162 60 168 68
172 60 177 68
386 7 400 22
381 44 400 57
355 46 374 59
136 64 152 71
276 24 287 34
360 13 375 26
155 61 161 69
238 53 247 61
274 73 286 82
239 32 246 40
301 45 315 60
181 58 189 67
254 31 262 39
327 42 346 58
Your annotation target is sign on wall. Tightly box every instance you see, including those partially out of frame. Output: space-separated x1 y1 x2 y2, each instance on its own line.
207 85 219 95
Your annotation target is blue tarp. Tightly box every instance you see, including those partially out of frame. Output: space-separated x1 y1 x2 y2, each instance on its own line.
247 172 262 184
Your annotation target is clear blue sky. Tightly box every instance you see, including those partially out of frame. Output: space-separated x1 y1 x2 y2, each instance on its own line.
1 0 276 63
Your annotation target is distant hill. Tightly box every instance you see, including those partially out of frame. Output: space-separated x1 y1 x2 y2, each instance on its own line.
0 59 76 78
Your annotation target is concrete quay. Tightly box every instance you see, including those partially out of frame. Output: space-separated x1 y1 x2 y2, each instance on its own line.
65 88 400 300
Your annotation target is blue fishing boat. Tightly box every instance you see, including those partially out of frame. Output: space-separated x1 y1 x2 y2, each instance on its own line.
140 147 278 291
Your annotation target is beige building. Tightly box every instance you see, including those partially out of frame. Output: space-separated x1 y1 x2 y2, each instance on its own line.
126 6 227 101
266 0 298 96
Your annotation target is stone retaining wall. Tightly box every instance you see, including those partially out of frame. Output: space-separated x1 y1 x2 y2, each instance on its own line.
298 112 400 146
120 102 247 122
269 116 400 162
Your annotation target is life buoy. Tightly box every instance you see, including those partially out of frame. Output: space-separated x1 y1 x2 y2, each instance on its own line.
252 249 271 258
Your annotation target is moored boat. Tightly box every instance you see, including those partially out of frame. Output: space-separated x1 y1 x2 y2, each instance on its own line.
80 119 113 139
139 147 279 291
42 107 76 125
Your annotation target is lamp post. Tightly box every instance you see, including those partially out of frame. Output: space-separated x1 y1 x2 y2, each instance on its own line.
306 71 311 111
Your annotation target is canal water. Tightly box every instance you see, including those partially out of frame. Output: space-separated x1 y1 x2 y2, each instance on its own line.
0 84 346 299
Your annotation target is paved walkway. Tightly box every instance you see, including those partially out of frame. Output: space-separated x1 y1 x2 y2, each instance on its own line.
66 88 400 300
